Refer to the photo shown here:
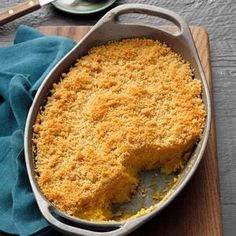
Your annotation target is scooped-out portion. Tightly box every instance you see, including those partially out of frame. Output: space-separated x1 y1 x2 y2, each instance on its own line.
32 38 206 221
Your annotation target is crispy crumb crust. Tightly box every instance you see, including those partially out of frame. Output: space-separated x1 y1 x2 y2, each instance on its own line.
33 38 206 221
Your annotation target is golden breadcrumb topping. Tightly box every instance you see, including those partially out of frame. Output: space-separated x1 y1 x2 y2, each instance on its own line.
33 38 205 221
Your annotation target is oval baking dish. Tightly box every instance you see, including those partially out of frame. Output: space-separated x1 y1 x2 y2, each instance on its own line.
24 4 211 236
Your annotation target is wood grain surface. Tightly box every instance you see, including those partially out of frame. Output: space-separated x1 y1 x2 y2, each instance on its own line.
37 25 223 236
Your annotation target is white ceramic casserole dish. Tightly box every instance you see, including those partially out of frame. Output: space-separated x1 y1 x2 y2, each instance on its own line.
24 4 211 236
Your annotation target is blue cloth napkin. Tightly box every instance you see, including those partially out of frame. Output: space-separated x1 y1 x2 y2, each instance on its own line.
0 25 76 236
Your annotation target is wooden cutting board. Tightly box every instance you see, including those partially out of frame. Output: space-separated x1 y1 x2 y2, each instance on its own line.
39 26 223 236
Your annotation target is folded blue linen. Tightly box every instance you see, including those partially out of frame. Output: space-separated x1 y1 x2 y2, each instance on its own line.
0 25 76 236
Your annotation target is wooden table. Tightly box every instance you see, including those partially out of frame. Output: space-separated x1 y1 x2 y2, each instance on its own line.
0 1 235 235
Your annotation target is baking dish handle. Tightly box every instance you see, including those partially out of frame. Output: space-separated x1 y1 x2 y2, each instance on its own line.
100 3 193 41
40 204 144 236
97 3 200 74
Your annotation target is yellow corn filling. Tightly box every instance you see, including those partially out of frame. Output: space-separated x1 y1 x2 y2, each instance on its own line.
33 38 205 221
